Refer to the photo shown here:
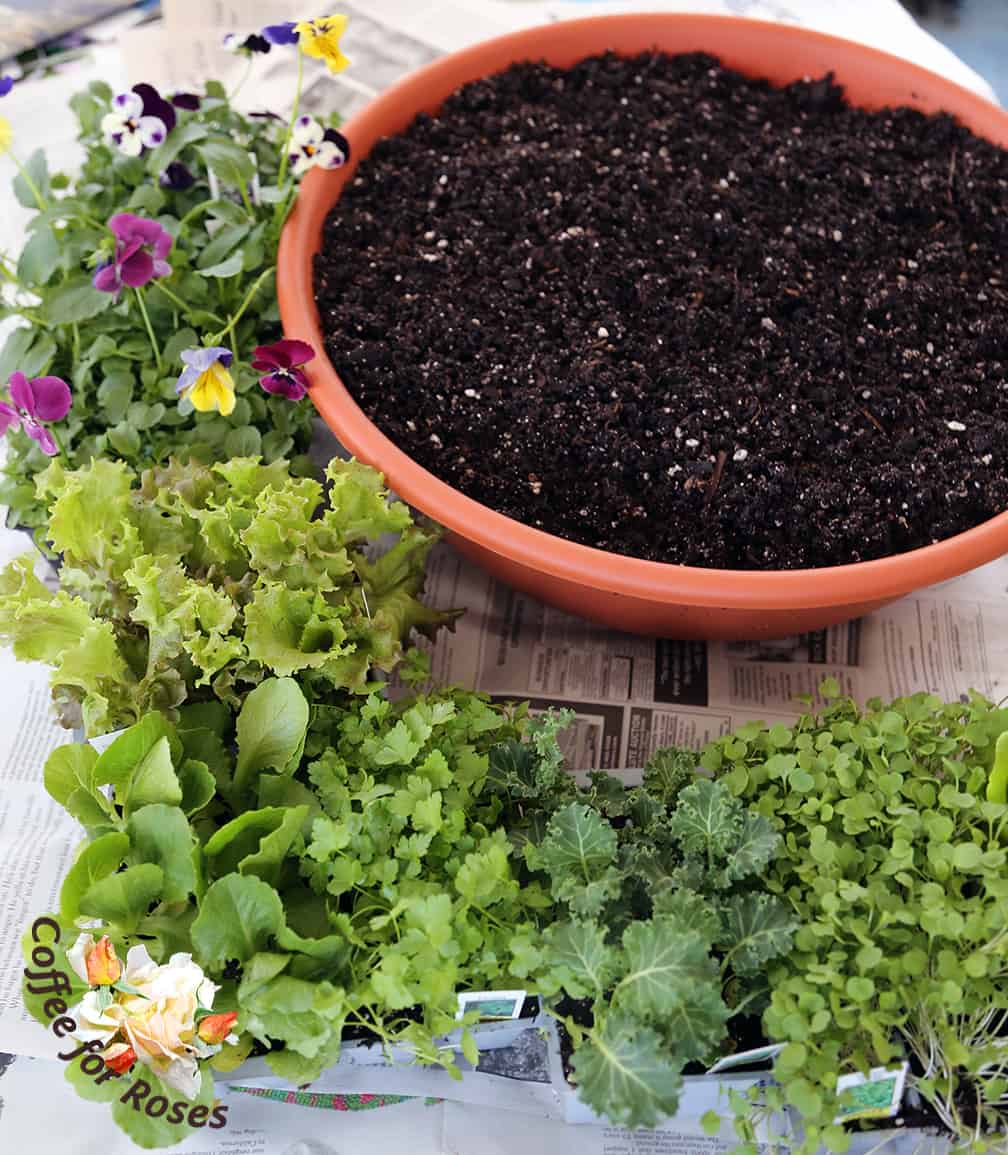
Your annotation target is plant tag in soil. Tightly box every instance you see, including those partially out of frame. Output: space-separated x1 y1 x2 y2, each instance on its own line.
834 1064 909 1123
88 727 127 753
707 1044 784 1074
455 989 526 1021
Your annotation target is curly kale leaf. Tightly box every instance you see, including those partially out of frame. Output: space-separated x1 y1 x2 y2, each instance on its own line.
667 778 742 862
530 802 618 895
718 893 798 978
643 746 698 805
541 920 619 999
615 919 720 1019
572 1011 684 1128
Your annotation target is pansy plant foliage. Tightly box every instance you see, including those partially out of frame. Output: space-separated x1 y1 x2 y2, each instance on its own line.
0 14 352 537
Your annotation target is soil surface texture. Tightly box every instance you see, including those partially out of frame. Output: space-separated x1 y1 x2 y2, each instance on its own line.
314 52 1008 569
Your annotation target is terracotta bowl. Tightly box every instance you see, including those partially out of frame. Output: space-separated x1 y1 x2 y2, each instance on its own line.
278 14 1008 640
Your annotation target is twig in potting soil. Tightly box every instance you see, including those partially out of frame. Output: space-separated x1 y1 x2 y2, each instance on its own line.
705 449 729 511
859 407 888 437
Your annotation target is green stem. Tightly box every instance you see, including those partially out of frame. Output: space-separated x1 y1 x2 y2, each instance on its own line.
278 49 305 180
211 265 273 346
228 54 254 102
177 200 221 232
9 149 47 212
236 177 254 216
471 904 504 931
133 289 163 374
271 50 307 231
273 183 298 232
151 279 219 320
64 208 105 230
47 424 69 461
71 323 80 364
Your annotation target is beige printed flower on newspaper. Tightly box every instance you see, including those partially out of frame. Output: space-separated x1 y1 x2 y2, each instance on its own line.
69 943 227 1099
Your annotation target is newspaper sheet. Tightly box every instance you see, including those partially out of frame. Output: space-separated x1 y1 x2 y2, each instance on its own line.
412 545 1008 778
0 0 1003 1149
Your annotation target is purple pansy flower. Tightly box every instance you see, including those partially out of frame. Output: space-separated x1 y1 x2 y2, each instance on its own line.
251 339 315 400
160 161 195 190
0 372 72 456
262 22 299 46
93 213 173 296
0 76 13 98
101 83 176 157
170 92 201 111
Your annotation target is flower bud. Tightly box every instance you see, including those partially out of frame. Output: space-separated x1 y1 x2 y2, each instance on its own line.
103 1042 136 1074
86 936 122 985
197 1011 238 1045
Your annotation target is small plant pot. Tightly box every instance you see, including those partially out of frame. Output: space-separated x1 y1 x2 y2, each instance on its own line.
279 14 1008 640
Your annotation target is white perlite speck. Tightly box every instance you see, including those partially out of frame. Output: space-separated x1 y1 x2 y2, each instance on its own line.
597 326 609 338
946 420 967 432
685 438 700 449
733 448 748 462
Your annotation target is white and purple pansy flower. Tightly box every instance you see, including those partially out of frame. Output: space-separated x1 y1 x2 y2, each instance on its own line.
101 83 176 157
288 116 350 177
223 30 271 55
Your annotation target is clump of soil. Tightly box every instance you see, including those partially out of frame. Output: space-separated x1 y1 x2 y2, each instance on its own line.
314 51 1008 569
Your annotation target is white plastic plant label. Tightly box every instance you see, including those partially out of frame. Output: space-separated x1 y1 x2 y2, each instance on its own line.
455 990 527 1021
707 1043 784 1074
834 1064 909 1123
87 728 126 753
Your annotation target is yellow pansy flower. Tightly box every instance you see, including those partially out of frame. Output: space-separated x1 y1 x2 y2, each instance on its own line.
0 116 12 155
294 14 350 74
175 346 236 416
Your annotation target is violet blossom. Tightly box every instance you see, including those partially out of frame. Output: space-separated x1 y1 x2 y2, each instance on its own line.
262 22 299 46
93 213 173 296
251 339 315 400
160 161 195 190
0 372 71 456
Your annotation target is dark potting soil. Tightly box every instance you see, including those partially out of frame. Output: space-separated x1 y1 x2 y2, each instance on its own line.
314 52 1008 569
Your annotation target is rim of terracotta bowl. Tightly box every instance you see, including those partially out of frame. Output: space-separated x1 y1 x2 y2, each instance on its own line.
279 13 1008 612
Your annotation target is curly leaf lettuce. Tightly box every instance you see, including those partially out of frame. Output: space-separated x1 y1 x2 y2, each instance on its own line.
0 555 135 732
2 456 457 733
